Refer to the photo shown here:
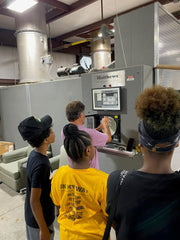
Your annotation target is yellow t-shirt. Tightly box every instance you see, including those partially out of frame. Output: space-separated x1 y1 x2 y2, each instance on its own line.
51 165 108 240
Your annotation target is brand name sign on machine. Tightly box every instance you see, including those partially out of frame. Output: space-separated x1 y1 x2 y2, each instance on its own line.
92 70 125 88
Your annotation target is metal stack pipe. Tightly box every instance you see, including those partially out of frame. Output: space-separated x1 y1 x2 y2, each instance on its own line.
15 3 50 83
91 34 111 70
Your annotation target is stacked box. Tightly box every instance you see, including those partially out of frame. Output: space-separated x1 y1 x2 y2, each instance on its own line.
0 141 14 155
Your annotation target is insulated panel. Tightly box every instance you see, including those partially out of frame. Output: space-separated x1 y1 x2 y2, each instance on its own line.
158 6 180 89
114 3 155 68
0 77 82 155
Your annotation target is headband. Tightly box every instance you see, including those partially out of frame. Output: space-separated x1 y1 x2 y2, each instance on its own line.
138 121 180 152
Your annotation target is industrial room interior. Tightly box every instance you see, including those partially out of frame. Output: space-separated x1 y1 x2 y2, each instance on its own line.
0 0 180 239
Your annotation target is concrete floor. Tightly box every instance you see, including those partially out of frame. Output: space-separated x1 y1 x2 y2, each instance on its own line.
0 182 116 240
0 182 59 240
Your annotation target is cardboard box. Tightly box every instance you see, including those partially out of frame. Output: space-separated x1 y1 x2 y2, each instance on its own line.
0 141 14 155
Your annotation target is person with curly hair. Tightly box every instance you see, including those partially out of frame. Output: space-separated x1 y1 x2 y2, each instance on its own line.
106 85 180 240
51 123 108 240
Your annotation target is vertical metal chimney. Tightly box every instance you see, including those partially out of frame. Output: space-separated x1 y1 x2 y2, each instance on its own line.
91 36 111 70
15 3 50 83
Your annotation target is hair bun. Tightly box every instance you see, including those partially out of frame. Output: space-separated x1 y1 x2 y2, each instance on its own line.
63 123 79 137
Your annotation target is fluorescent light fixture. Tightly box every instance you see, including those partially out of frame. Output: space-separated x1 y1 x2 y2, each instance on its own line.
7 0 38 13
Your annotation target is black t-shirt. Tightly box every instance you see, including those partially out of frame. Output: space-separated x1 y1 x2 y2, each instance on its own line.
25 150 55 228
106 170 180 240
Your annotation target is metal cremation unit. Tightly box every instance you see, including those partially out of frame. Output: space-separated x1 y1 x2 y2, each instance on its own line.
81 65 152 146
82 65 153 172
1 2 179 173
0 65 152 173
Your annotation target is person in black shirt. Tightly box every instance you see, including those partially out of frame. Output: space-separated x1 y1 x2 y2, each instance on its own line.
18 115 55 240
106 86 180 240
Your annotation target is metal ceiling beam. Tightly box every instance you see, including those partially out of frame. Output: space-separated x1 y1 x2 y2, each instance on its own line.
70 0 98 11
0 0 8 8
39 0 69 11
52 1 157 42
46 8 65 22
46 0 98 23
0 79 19 85
52 0 180 45
46 0 177 23
57 44 91 55
0 28 16 46
47 38 91 55
172 10 180 18
0 0 19 18
0 0 5 4
0 0 179 53
0 8 18 17
53 16 114 42
0 0 69 19
72 24 114 40
158 0 176 4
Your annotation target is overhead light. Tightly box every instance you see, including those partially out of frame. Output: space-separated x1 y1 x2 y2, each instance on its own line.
98 32 103 38
7 0 38 13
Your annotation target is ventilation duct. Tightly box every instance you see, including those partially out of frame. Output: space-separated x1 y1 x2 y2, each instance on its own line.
15 3 50 83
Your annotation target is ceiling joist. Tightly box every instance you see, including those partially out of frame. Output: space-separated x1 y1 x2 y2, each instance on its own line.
0 0 8 9
52 0 174 43
53 16 114 42
0 0 179 53
39 0 69 11
46 0 98 23
0 8 18 17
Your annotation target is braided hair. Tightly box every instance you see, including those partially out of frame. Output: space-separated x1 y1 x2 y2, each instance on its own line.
63 123 91 163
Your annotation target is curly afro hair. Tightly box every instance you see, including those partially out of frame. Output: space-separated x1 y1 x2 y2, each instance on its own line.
135 85 180 139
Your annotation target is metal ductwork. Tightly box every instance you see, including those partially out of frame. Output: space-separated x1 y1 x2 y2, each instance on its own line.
15 3 51 83
91 33 111 70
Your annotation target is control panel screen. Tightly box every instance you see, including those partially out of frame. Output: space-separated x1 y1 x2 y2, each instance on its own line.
92 87 121 110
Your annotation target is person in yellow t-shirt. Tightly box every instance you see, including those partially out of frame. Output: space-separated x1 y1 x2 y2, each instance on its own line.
50 123 108 240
